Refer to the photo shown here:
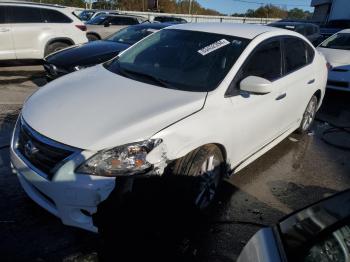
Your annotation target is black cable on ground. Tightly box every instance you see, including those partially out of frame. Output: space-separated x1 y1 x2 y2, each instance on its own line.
314 117 350 151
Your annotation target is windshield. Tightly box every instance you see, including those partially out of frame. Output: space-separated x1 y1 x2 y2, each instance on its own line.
104 29 249 92
79 10 95 21
320 33 350 50
107 26 160 45
86 15 108 25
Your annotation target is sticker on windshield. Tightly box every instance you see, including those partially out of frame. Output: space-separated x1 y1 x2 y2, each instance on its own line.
198 39 230 56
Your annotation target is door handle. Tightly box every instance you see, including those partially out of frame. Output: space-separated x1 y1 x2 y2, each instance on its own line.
308 79 315 84
276 93 287 100
0 28 10 32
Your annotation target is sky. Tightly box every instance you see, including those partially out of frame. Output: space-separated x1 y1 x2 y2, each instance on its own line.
196 0 314 14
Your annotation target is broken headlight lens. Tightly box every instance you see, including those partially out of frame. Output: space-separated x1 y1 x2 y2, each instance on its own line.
76 139 162 177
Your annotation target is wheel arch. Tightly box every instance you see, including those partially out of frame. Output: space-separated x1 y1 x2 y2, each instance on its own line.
314 89 322 108
86 32 101 40
44 37 75 57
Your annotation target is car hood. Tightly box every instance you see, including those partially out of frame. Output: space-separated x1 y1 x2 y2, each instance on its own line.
46 41 130 68
317 47 350 67
22 65 206 151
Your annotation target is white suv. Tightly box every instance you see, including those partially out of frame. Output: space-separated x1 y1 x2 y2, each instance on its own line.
0 2 88 60
10 23 327 232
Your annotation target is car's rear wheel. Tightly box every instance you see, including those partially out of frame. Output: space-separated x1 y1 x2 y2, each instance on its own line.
172 144 225 210
298 95 318 133
45 42 70 57
87 34 100 42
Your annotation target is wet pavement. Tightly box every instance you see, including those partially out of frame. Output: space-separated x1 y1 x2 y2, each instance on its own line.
0 65 349 261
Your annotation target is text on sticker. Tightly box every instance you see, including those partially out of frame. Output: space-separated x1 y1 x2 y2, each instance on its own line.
198 39 230 56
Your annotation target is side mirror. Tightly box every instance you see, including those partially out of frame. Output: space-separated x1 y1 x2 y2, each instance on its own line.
104 22 110 27
237 189 350 262
240 76 273 94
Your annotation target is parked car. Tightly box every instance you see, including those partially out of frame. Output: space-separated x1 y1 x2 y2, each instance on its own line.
44 23 172 80
10 23 327 232
269 22 321 44
86 14 147 41
238 189 350 262
153 16 187 23
0 1 88 60
78 9 119 22
317 29 350 91
320 19 350 39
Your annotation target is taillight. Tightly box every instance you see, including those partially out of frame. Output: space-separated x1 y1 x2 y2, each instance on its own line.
75 25 87 31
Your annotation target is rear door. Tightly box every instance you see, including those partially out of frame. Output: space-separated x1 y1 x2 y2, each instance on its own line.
0 5 16 60
9 5 53 59
281 36 317 127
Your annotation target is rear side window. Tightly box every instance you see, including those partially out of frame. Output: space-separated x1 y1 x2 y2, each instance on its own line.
110 17 138 25
241 39 282 81
284 37 308 74
0 6 6 24
305 25 314 36
42 9 72 23
9 6 44 23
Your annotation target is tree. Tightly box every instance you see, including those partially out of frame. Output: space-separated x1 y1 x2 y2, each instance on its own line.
288 8 307 19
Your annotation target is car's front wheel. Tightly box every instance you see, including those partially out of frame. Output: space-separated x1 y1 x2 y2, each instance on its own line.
172 144 225 210
298 95 318 133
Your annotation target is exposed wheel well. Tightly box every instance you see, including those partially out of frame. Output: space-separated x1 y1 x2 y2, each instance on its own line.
314 89 322 107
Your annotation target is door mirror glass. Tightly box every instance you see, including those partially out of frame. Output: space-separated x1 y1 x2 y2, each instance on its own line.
240 76 273 94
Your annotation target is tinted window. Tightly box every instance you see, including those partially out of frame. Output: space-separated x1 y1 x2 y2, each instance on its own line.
86 15 108 25
110 17 138 25
320 33 350 50
0 6 6 24
107 26 160 45
306 44 315 63
105 29 250 92
241 39 282 81
305 25 314 36
42 9 71 23
9 6 44 23
284 37 308 73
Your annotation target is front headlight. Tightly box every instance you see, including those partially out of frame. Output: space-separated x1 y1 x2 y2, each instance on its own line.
76 139 162 177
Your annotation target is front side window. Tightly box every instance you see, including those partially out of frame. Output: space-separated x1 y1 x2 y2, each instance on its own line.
104 29 250 92
284 37 308 74
86 15 108 25
110 17 138 25
0 6 6 24
320 33 350 50
9 6 43 23
240 39 282 81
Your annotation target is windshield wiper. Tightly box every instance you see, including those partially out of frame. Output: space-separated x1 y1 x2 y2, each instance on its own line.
117 66 175 89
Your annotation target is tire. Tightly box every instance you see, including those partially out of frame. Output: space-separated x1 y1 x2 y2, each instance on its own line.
172 144 225 210
87 34 100 42
297 95 318 134
45 42 70 57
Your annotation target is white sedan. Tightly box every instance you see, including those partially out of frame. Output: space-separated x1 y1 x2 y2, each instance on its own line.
317 29 350 91
10 23 327 232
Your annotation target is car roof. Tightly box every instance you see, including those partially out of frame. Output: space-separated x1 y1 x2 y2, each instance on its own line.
0 1 66 8
338 29 350 34
270 21 315 26
167 23 283 39
102 14 145 19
